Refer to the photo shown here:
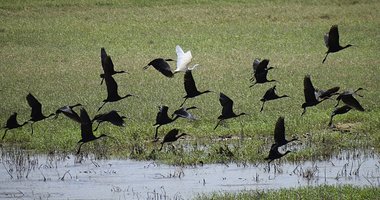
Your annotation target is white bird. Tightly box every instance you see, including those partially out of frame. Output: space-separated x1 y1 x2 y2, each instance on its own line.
174 45 199 73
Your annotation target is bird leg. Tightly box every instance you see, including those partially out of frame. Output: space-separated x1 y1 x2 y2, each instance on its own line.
322 53 329 64
2 129 8 140
159 143 164 151
77 143 84 154
249 82 256 88
301 108 307 116
97 102 108 112
30 122 35 135
328 116 334 128
334 99 341 107
214 119 223 130
154 125 161 140
260 101 266 112
179 98 188 107
93 122 101 132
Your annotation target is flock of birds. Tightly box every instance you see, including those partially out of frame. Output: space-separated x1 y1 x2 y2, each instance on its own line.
2 25 365 163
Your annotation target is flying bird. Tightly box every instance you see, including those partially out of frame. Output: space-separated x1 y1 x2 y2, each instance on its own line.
77 108 109 154
159 128 187 151
335 88 365 111
214 93 247 130
273 116 297 147
301 75 338 115
328 105 352 128
322 25 353 63
2 112 28 140
180 70 212 107
264 143 291 164
143 58 175 78
92 110 126 131
98 75 133 112
26 93 55 134
174 45 199 73
100 47 127 85
54 103 82 123
250 59 276 87
153 106 179 140
172 106 197 120
260 85 289 112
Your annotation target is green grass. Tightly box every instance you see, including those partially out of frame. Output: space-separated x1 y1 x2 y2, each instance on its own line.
196 185 380 200
0 0 379 164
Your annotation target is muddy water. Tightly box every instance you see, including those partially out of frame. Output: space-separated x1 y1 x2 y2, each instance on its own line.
0 150 379 199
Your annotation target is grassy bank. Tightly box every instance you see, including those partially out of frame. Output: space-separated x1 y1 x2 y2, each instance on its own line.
196 185 380 200
0 0 379 164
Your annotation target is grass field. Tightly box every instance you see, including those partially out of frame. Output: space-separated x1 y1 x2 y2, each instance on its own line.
197 185 380 200
0 0 379 164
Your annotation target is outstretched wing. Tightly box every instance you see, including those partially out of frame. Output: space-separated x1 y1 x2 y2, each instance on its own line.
274 116 285 144
328 25 340 49
175 45 192 72
219 93 234 116
26 93 43 118
80 108 94 140
184 70 198 96
104 75 119 100
303 75 317 103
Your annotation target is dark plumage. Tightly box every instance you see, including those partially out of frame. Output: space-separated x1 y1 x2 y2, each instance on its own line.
264 143 291 163
315 87 340 100
172 106 197 120
159 128 187 151
54 103 82 123
77 108 108 154
153 106 179 140
335 88 365 111
26 93 55 135
322 25 353 63
180 70 212 107
98 75 133 112
144 58 174 78
92 110 126 131
2 112 28 140
214 93 247 130
273 117 297 147
260 85 289 112
301 75 338 115
250 59 276 87
100 47 127 84
328 105 352 127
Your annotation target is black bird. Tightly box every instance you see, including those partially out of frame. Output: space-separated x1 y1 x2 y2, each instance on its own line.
144 58 175 78
264 143 291 163
301 75 338 115
92 110 126 131
54 103 82 123
260 86 289 112
322 25 353 63
98 75 133 112
100 47 127 85
335 88 365 111
328 105 352 127
77 108 108 154
180 70 212 107
153 106 179 140
26 93 55 134
159 128 187 151
172 106 197 120
250 59 276 87
214 93 247 130
273 116 297 147
2 112 28 140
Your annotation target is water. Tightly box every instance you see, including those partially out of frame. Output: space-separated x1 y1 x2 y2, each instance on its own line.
0 150 378 199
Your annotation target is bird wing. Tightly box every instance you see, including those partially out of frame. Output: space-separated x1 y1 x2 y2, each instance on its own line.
80 108 95 140
263 86 277 100
100 48 115 75
252 58 261 72
317 87 340 100
173 107 196 120
255 59 269 74
162 128 179 143
6 112 18 126
328 25 340 49
184 70 199 96
274 117 286 144
26 93 43 118
155 106 170 124
107 111 125 126
343 95 365 111
219 93 234 116
149 59 174 78
104 75 119 100
57 106 81 123
303 75 317 103
324 33 329 48
175 45 192 72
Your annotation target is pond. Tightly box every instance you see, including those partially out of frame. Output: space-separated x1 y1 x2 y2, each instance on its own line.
0 149 378 199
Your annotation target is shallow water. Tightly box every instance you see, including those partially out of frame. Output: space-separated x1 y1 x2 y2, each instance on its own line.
0 149 378 199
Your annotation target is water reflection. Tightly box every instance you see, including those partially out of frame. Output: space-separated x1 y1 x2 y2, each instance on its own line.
0 149 378 199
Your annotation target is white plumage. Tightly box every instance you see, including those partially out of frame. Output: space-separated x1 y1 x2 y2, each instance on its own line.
174 45 199 73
